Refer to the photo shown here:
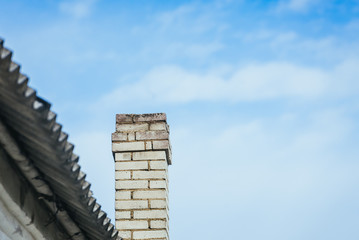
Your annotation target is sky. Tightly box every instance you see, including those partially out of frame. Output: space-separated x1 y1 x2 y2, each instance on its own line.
1 0 359 239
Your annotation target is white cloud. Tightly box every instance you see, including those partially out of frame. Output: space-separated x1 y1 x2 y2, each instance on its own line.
154 2 228 36
276 0 320 13
96 56 359 108
345 19 359 31
236 27 359 64
172 107 357 206
213 108 354 163
241 30 297 44
170 107 359 239
156 5 195 30
59 0 97 19
95 59 359 108
277 0 313 12
163 42 224 60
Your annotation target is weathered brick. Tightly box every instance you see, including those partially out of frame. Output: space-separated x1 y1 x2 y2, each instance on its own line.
115 200 148 210
133 151 166 160
115 191 131 200
117 231 131 239
115 171 131 180
116 114 133 123
136 131 169 140
132 170 166 179
149 160 167 170
133 230 167 239
150 180 167 189
116 211 131 219
150 200 167 209
116 123 148 132
116 220 148 230
150 122 167 131
112 142 145 152
152 140 170 150
133 210 167 219
115 161 148 170
116 180 148 189
133 113 166 123
133 190 167 199
111 132 127 141
115 152 132 161
128 132 135 141
150 220 167 229
145 141 152 150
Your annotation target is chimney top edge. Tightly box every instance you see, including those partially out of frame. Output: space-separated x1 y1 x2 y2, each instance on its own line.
116 113 167 123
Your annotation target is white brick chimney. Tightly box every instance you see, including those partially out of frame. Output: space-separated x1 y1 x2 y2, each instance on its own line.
112 113 171 240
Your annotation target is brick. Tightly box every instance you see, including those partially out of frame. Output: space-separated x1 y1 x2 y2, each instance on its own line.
152 140 170 150
116 220 148 230
150 160 167 170
150 220 167 229
112 142 145 152
116 114 133 123
116 123 148 132
115 152 131 161
133 190 167 199
116 180 148 189
115 191 131 200
133 113 166 122
150 122 167 131
133 210 167 219
117 231 131 239
136 131 169 140
150 200 167 209
111 132 127 141
133 230 167 239
145 141 152 150
115 200 148 210
115 171 131 180
150 180 167 189
115 161 148 170
133 151 166 160
128 132 135 141
116 211 131 219
132 171 166 179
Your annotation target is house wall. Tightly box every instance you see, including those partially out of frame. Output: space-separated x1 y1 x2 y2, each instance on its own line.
0 183 41 240
112 113 171 240
0 146 67 240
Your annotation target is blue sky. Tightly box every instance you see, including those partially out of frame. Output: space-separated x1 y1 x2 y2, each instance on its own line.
1 0 359 239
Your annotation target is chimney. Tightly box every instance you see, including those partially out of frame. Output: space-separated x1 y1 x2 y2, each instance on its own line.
112 113 172 240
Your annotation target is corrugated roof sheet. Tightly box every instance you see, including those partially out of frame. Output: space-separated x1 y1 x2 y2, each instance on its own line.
0 38 118 240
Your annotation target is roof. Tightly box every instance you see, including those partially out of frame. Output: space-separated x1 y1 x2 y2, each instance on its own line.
0 38 118 240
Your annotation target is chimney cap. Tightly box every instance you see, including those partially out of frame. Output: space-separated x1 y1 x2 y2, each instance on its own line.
116 113 167 123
